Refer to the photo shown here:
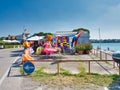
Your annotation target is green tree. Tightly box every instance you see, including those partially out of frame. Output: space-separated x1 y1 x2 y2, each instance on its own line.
33 32 52 36
72 28 90 34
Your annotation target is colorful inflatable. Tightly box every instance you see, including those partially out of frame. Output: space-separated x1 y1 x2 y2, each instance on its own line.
36 47 44 55
71 30 84 48
23 41 34 55
22 50 34 64
23 41 30 48
43 41 57 54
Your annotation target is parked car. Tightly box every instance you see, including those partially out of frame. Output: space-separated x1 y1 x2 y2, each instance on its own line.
0 44 4 49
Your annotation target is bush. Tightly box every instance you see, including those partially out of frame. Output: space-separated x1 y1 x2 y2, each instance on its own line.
75 42 93 54
75 44 86 51
84 42 93 50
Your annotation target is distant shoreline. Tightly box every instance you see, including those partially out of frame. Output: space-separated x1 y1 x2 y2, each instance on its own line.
90 39 120 43
92 43 120 52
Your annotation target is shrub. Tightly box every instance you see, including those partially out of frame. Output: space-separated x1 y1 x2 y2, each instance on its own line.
75 44 86 51
85 42 93 50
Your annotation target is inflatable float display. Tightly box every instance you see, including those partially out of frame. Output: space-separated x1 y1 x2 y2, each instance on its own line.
41 34 57 54
36 46 44 55
22 50 34 64
23 41 34 55
43 41 57 54
23 41 30 48
71 30 86 48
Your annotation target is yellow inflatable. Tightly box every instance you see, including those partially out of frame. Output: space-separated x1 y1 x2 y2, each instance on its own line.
23 41 30 48
36 47 44 55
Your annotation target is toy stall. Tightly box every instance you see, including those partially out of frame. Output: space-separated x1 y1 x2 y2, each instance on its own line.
54 31 76 53
55 30 90 54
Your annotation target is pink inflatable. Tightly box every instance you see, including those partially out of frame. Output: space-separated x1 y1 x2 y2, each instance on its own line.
43 42 57 54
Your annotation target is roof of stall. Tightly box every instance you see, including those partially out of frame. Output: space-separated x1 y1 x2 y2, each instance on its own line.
26 36 45 41
55 31 76 37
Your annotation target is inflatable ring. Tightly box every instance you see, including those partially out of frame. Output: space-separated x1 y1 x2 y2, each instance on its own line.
36 47 43 55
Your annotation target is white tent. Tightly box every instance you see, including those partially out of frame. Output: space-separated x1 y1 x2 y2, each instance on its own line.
3 40 21 43
11 40 21 43
27 36 45 41
3 40 12 43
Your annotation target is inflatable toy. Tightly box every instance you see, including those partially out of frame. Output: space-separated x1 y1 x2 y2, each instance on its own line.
43 42 57 54
26 47 34 55
30 40 34 45
23 40 34 55
46 34 53 41
22 50 34 64
23 41 30 48
36 47 44 55
71 30 84 48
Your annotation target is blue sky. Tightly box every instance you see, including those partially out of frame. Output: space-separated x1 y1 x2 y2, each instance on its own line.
0 0 120 39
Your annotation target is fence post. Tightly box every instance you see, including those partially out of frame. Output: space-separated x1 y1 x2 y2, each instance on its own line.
117 63 120 75
57 62 60 75
88 61 90 74
113 61 115 68
96 49 98 56
105 53 107 60
100 50 102 60
94 49 95 55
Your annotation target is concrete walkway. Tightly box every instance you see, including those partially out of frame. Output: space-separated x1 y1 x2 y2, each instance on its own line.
34 53 118 75
3 52 120 90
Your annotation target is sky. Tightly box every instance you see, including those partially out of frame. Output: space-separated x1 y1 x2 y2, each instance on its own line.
0 0 120 39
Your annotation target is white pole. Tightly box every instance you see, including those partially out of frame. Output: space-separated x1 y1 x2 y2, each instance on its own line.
99 28 102 59
99 28 101 50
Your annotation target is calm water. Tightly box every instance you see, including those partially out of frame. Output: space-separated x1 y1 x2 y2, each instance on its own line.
92 43 120 52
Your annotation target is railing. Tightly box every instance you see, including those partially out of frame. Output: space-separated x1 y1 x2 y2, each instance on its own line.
91 49 120 74
92 49 113 60
21 49 120 75
30 59 115 75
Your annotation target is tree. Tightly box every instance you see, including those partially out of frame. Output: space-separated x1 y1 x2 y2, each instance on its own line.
33 32 52 36
0 37 7 40
72 28 90 34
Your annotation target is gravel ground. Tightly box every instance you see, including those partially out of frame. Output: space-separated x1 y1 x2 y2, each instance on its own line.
4 53 120 90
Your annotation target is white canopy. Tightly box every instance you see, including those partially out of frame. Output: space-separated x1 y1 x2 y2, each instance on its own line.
3 40 20 43
27 36 45 41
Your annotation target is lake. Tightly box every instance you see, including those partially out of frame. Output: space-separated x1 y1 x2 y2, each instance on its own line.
92 43 120 52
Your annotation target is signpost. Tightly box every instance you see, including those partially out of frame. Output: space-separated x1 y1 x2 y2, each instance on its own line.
23 61 35 74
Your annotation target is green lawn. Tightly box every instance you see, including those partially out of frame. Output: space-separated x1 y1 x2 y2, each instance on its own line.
20 66 120 89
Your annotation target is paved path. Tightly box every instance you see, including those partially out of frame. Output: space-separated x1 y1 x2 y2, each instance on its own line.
0 48 120 90
34 54 118 75
0 48 23 90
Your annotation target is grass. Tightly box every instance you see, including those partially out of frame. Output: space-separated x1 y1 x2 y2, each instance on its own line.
25 66 120 90
77 62 86 76
20 66 24 75
19 54 120 89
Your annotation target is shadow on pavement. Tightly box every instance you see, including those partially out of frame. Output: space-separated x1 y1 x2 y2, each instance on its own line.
10 49 24 57
33 55 66 60
7 57 23 77
11 50 24 53
9 74 27 77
